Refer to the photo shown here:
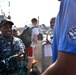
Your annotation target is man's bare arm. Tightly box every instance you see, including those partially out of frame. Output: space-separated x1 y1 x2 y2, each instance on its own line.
42 51 76 75
34 34 38 44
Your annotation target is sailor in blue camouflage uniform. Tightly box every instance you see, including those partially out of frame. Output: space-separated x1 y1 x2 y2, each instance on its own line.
0 19 26 75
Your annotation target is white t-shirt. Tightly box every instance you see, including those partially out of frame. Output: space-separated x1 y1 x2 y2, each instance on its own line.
30 27 39 47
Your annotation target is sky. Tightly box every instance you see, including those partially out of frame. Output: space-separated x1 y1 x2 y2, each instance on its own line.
0 0 60 27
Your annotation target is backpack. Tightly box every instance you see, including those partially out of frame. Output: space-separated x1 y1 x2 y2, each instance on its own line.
19 27 34 48
37 33 43 41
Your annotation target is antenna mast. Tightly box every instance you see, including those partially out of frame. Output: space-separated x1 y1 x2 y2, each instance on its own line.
38 16 39 25
8 1 11 19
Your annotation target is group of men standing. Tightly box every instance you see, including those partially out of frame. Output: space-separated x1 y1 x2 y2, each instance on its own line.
1 0 76 75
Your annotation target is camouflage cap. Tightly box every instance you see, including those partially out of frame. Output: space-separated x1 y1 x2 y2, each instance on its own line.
0 19 14 26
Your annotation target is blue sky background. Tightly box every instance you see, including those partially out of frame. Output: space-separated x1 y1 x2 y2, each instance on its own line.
0 0 60 27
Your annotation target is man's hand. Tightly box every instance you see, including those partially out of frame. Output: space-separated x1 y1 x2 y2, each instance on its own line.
16 52 25 62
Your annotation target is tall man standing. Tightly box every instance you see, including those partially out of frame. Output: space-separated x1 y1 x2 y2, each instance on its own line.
42 0 76 75
26 18 39 75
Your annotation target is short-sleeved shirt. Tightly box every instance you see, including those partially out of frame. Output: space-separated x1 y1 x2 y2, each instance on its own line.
0 36 25 74
0 36 25 58
52 0 76 63
30 27 39 47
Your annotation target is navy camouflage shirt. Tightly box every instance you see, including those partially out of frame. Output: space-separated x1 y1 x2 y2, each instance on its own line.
0 36 25 58
0 36 26 74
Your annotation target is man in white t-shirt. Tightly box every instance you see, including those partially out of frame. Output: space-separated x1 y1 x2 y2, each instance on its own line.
26 18 39 75
30 27 39 48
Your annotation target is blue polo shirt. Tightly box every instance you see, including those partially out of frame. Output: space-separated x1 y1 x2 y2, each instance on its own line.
52 0 76 63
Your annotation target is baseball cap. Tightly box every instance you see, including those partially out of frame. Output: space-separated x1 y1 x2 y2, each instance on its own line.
0 19 14 26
